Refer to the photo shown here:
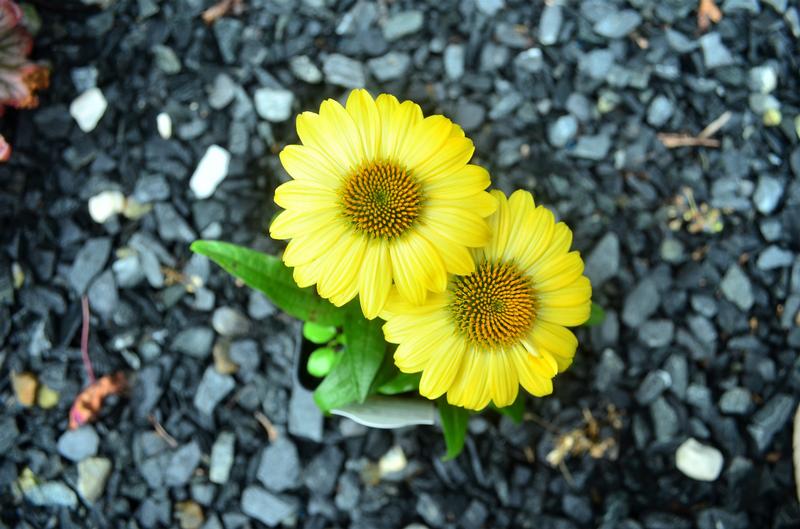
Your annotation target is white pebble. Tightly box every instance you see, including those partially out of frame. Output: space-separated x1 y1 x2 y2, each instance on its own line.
675 437 724 481
190 145 231 199
156 112 172 139
88 190 126 223
70 87 108 132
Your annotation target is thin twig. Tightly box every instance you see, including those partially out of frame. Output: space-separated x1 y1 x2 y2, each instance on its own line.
80 296 96 385
699 111 732 139
254 411 279 441
657 134 720 148
149 415 179 448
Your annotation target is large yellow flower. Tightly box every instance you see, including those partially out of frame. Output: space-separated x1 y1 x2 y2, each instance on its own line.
270 89 496 319
381 190 592 410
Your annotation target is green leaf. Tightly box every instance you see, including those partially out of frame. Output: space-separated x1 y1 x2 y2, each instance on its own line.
438 400 469 460
313 357 359 412
190 240 343 326
313 304 388 412
307 347 337 378
493 392 526 423
377 371 421 395
342 303 387 402
303 322 338 344
584 302 606 327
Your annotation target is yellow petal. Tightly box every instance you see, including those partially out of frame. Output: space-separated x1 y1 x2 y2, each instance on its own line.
292 255 326 288
383 306 446 342
512 347 554 397
537 303 591 327
530 321 578 372
447 346 492 410
381 290 449 322
394 321 452 372
317 98 366 172
537 276 592 306
317 234 367 301
377 96 423 161
538 222 573 263
358 239 392 319
279 144 344 187
396 115 453 170
345 89 381 162
295 112 351 175
410 136 474 183
273 179 339 211
514 206 556 270
415 224 475 276
532 252 585 292
485 189 511 260
270 209 338 240
423 207 491 248
519 338 559 376
488 350 519 408
424 191 497 219
425 164 491 199
389 232 447 304
418 336 466 399
282 222 347 267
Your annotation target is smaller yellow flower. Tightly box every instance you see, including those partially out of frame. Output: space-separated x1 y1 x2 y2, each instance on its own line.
381 190 592 410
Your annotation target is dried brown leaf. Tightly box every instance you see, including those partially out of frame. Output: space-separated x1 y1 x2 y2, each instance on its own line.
698 0 722 32
69 372 127 429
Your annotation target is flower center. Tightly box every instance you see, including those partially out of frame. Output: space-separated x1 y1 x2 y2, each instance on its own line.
450 261 537 347
341 161 422 239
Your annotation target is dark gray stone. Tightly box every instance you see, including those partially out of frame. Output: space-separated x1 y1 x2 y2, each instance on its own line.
700 33 734 69
720 264 754 311
548 115 578 148
570 133 611 160
241 486 297 527
171 327 214 358
208 73 237 109
212 306 250 336
303 445 344 496
382 11 424 41
444 44 465 80
57 426 99 462
747 393 796 452
638 320 674 347
194 366 236 416
323 54 366 88
651 397 679 441
753 175 784 214
289 385 323 442
595 348 625 391
538 4 562 46
368 52 412 82
416 493 445 527
257 437 301 492
756 245 794 270
584 233 620 286
593 10 641 38
622 278 660 327
68 237 112 294
636 370 672 405
719 387 753 415
647 95 674 127
165 441 202 487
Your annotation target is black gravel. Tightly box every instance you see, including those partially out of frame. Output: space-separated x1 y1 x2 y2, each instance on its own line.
2 0 800 528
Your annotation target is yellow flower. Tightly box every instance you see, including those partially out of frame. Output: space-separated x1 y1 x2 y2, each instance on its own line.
381 190 592 410
270 89 496 319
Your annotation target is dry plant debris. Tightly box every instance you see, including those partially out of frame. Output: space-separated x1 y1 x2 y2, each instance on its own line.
545 406 623 467
697 0 722 32
666 187 724 234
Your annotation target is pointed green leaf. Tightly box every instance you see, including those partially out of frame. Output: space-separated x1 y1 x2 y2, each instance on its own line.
342 303 386 402
313 357 359 412
584 302 606 327
438 400 469 460
307 347 338 378
377 371 421 395
303 321 338 344
190 240 343 326
494 392 526 423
